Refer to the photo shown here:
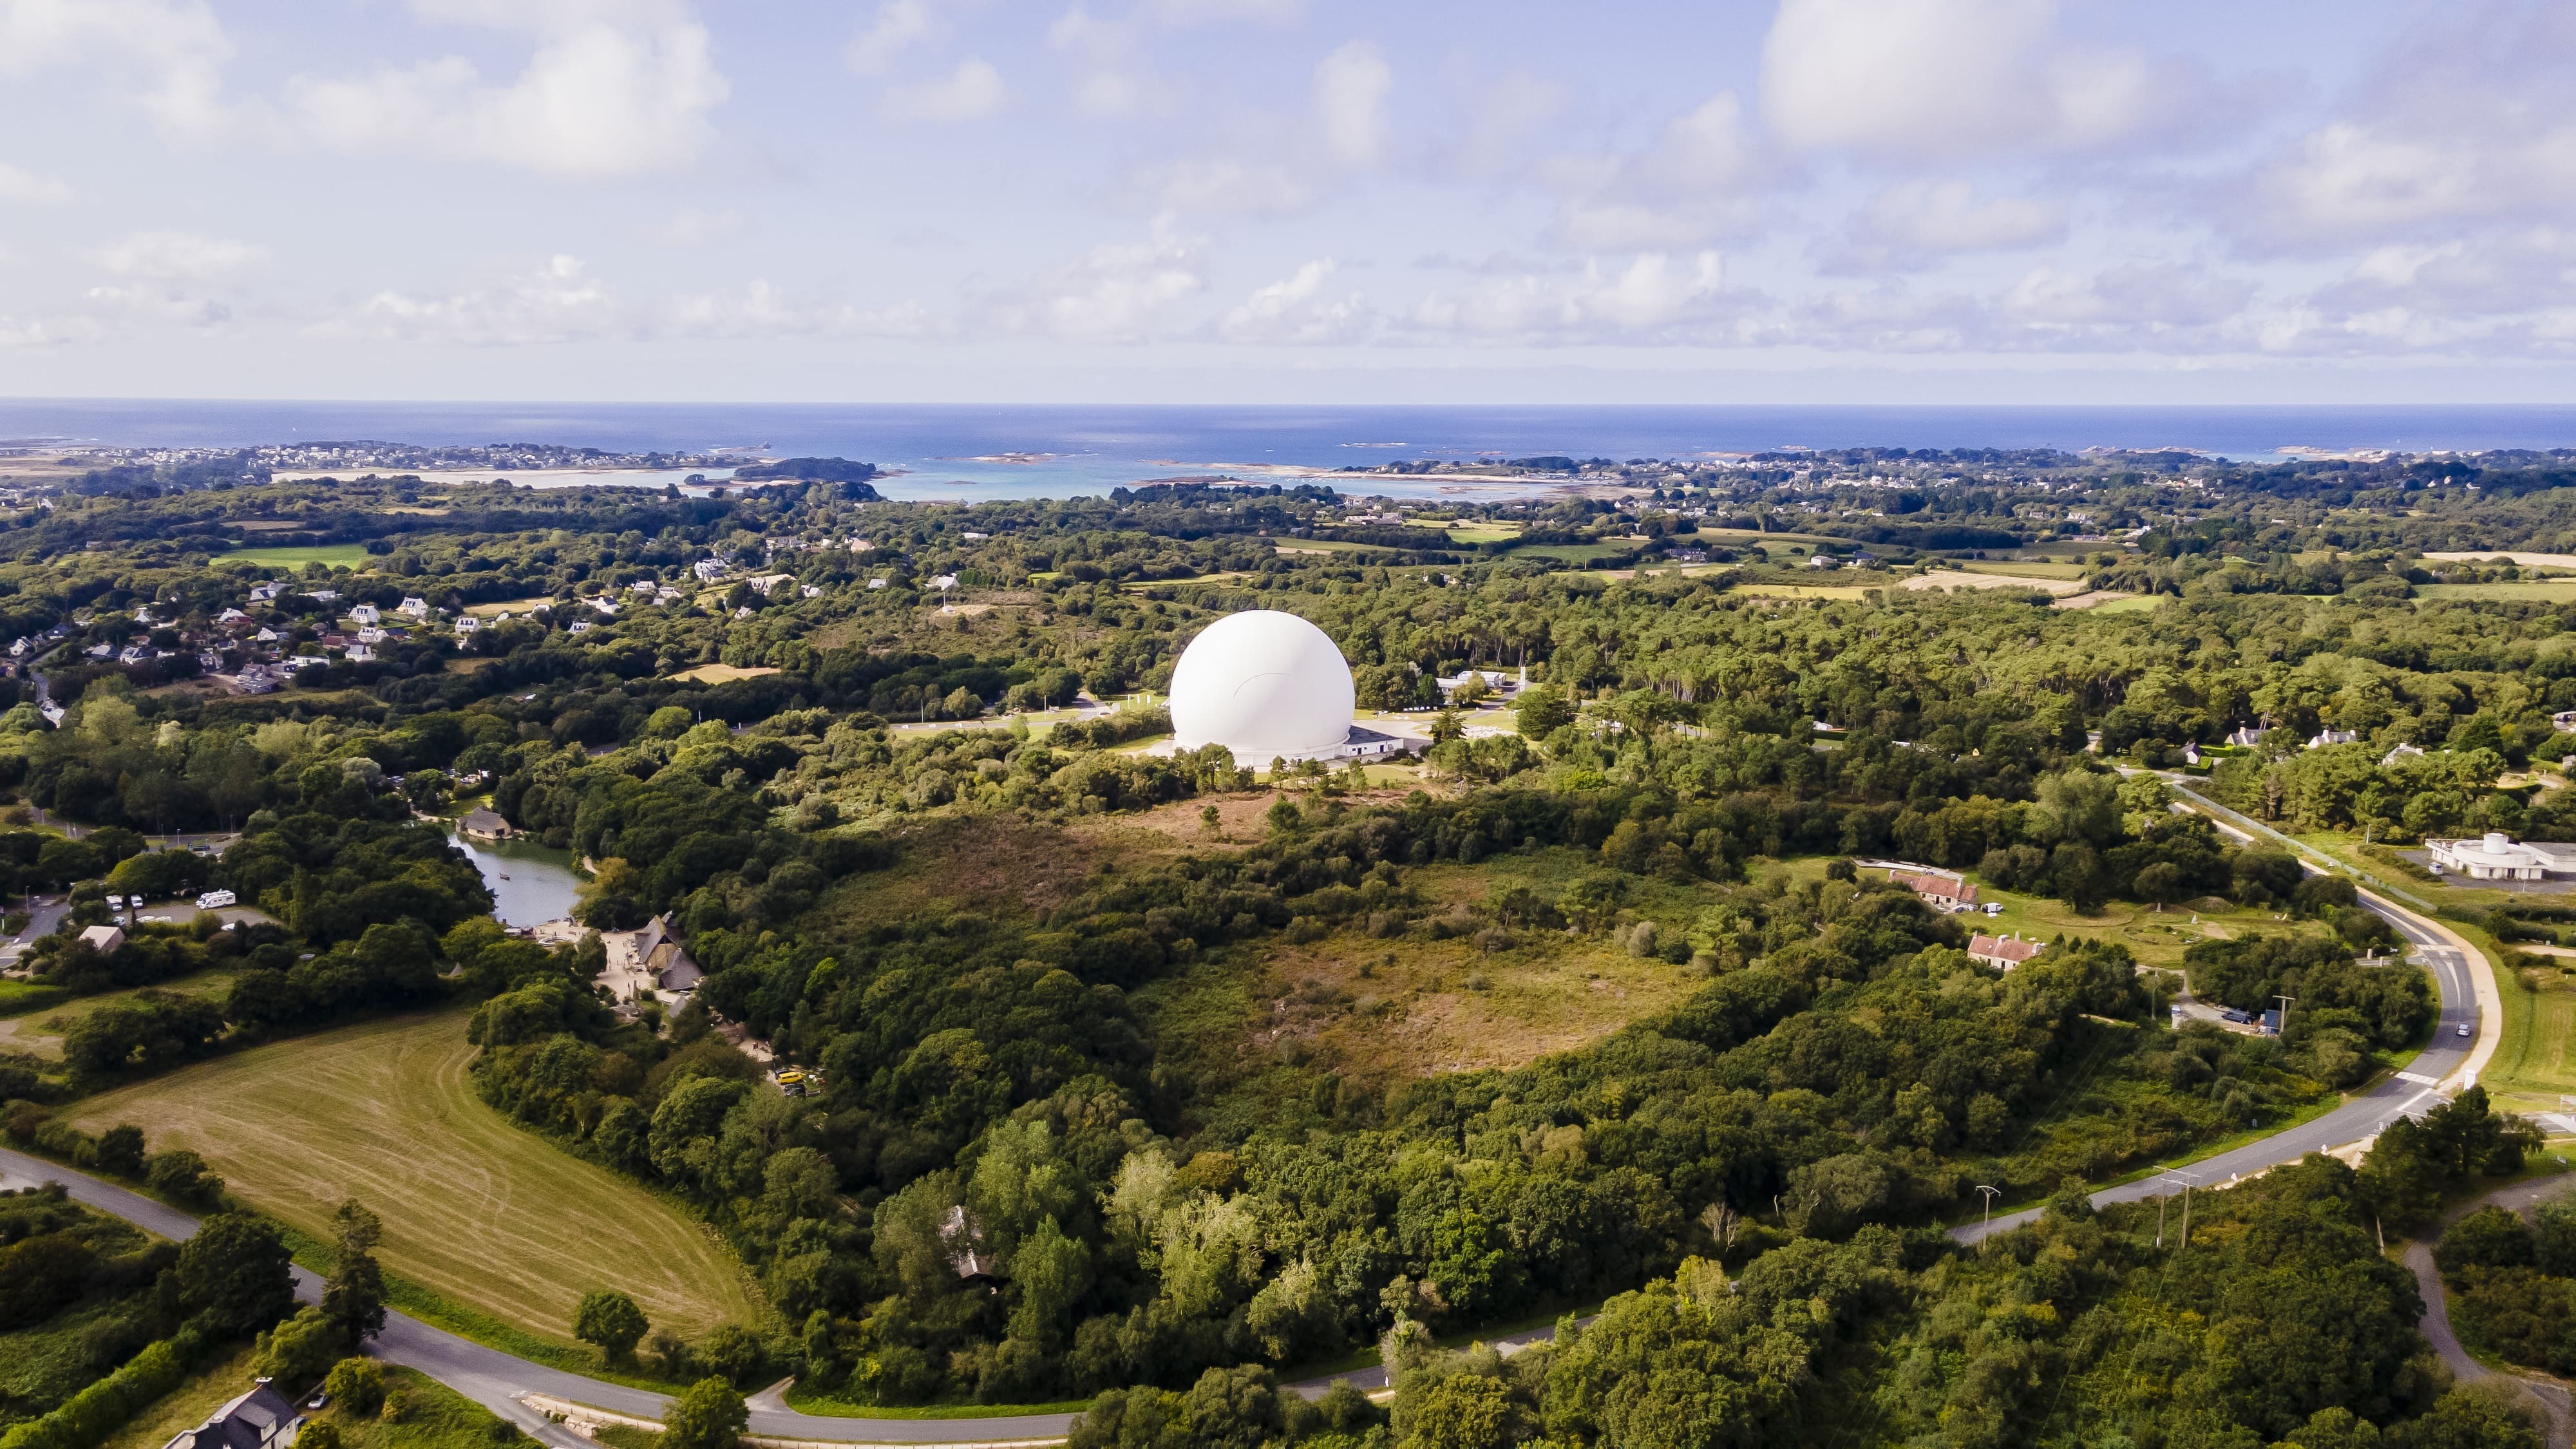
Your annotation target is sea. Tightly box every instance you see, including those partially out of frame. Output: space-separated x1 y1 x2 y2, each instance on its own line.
3 401 2573 505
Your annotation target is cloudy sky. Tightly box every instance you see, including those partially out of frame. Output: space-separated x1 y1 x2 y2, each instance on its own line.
3 0 2573 404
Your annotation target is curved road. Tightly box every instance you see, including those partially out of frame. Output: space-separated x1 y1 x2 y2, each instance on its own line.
0 795 2506 1444
1956 790 2498 1245
2401 1173 2576 1447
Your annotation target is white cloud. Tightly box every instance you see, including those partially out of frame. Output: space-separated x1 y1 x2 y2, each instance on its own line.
1141 0 1302 26
1549 94 1776 249
1830 180 2069 269
0 162 70 205
884 59 1007 122
2233 7 2576 251
1408 252 1726 343
846 0 936 76
1759 0 2207 160
1218 259 1370 343
319 254 621 345
1314 41 1391 167
2000 263 2252 330
654 207 741 247
665 280 942 339
283 5 728 178
0 0 231 135
1137 158 1312 214
88 231 265 279
987 222 1206 342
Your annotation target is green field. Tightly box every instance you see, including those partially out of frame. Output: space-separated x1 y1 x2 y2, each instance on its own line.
67 1010 758 1348
222 544 376 569
1958 559 2088 579
0 971 235 1060
2083 594 2162 614
1730 583 1880 601
2416 580 2576 601
1501 542 1633 563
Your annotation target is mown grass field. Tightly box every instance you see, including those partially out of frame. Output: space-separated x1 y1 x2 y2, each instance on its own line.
221 544 376 569
66 1010 757 1347
2083 594 2163 614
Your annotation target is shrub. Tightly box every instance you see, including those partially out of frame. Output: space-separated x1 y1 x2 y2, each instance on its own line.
324 1358 386 1416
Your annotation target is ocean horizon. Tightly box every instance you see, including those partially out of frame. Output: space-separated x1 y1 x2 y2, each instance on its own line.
5 400 2573 504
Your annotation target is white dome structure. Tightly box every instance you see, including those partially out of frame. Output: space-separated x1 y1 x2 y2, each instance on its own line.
1169 610 1356 763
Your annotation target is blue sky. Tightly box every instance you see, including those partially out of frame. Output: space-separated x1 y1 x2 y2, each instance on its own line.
1 0 2571 404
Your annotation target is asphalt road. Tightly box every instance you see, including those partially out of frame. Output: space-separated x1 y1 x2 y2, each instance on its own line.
1953 842 2483 1245
2402 1175 2576 1447
0 1146 1095 1446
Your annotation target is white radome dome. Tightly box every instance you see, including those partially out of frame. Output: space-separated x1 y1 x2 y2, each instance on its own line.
1169 610 1354 762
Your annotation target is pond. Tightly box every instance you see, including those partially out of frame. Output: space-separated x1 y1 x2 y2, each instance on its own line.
446 829 587 927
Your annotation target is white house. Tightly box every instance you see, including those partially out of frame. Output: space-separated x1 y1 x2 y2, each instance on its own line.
2224 726 2263 747
2382 744 2426 766
216 608 247 623
247 581 281 602
455 616 481 635
2306 728 2358 749
693 558 728 582
349 603 381 626
398 596 430 619
2427 833 2576 881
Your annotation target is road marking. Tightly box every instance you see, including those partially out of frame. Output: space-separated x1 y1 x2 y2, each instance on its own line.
2396 1071 2440 1086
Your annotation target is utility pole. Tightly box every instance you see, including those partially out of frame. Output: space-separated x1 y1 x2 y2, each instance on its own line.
1974 1184 2002 1251
2157 1168 2202 1250
2275 994 2297 1039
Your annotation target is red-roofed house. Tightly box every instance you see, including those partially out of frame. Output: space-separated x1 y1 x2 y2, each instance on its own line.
1889 869 1978 911
1969 934 2043 971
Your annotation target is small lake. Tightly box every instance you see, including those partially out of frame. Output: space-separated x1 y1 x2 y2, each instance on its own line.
446 829 587 927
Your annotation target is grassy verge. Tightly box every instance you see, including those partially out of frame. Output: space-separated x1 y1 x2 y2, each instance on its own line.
777 1389 1092 1420
0 981 68 1018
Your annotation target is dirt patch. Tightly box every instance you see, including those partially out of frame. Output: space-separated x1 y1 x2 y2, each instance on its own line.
1904 569 2087 596
804 813 1132 934
670 663 781 684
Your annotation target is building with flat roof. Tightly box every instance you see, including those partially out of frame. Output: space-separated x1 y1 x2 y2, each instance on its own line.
2427 833 2576 882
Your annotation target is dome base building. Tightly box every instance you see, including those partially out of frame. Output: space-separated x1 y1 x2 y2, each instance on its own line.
1165 610 1418 765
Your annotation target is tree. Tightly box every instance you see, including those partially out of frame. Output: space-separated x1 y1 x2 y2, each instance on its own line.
322 1199 386 1346
1514 685 1573 741
254 1305 341 1386
574 1289 649 1364
93 1124 146 1179
178 1212 296 1337
146 1148 223 1207
660 1378 747 1449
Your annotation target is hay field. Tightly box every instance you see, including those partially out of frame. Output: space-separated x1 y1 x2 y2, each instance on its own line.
68 1010 756 1347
